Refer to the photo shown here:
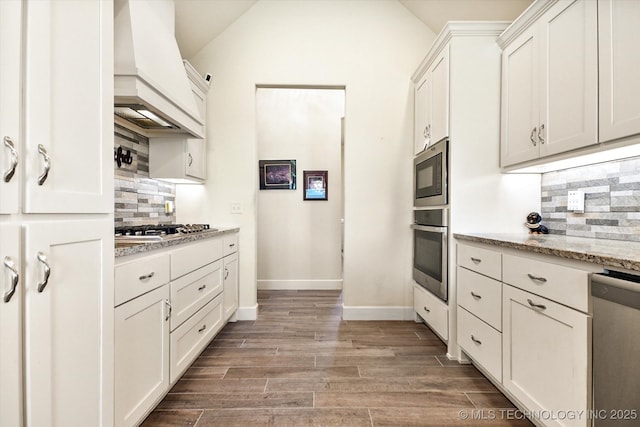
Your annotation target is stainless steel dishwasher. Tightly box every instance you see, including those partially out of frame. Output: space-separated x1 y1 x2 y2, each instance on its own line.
591 270 640 426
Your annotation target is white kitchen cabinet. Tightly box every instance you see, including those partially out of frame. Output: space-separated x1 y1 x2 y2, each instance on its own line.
500 0 598 167
22 0 112 213
170 260 223 331
115 284 170 427
598 0 640 143
503 284 590 427
413 45 449 155
223 251 239 321
0 0 21 215
0 225 22 427
23 219 114 427
149 60 209 183
414 285 448 342
149 137 206 183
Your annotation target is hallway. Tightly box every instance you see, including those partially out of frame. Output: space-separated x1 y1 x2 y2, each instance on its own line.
142 290 532 426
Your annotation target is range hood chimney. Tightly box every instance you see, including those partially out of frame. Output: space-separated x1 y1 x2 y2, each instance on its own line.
114 0 204 138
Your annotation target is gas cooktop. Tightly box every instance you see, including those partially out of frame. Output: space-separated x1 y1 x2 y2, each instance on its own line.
114 224 214 237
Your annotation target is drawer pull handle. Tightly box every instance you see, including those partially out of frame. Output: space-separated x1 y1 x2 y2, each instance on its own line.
471 335 482 345
36 252 51 293
198 284 207 291
139 272 155 281
37 144 51 185
530 126 537 147
224 267 229 280
198 324 207 333
470 257 482 263
423 306 430 313
3 256 19 303
229 243 235 247
165 299 172 321
527 273 547 283
527 299 546 310
470 291 482 300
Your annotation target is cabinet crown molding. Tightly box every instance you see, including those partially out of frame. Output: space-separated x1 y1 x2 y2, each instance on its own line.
412 21 510 82
497 0 558 49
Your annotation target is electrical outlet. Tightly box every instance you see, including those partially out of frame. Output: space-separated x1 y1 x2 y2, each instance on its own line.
231 202 242 214
567 190 585 213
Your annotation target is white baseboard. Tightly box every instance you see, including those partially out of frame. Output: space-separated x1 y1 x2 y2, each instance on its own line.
257 279 343 290
342 305 414 321
235 304 258 321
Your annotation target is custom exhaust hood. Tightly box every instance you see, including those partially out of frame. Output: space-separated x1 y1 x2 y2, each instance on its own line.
114 0 204 138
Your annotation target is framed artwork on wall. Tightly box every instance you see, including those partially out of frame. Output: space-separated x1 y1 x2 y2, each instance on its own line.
303 170 328 200
259 159 297 190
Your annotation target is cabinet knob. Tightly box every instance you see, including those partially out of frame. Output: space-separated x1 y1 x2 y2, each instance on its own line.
36 252 51 293
3 256 19 303
37 144 51 186
3 136 18 183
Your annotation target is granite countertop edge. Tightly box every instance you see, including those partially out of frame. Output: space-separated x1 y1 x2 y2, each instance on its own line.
115 227 240 258
453 232 640 273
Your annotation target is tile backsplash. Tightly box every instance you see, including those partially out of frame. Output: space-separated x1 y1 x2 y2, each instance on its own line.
541 156 640 241
114 125 176 225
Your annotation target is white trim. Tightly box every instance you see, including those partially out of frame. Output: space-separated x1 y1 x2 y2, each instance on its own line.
235 304 258 321
342 305 414 321
496 0 558 49
257 279 343 290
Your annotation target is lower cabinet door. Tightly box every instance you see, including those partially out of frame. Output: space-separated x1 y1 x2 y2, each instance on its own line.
170 294 224 383
115 284 170 427
503 284 590 427
223 252 238 321
0 224 22 427
24 219 113 427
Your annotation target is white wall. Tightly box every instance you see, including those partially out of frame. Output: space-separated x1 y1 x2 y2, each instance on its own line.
256 88 344 290
176 0 436 319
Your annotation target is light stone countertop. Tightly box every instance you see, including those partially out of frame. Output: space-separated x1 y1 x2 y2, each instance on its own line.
454 232 640 273
115 227 239 258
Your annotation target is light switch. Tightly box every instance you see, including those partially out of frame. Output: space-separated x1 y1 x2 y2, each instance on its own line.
567 190 585 213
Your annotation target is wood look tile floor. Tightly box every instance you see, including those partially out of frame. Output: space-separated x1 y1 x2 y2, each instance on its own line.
142 290 533 427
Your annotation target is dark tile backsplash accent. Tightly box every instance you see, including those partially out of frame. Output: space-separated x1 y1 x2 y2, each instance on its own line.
541 156 640 242
114 125 176 225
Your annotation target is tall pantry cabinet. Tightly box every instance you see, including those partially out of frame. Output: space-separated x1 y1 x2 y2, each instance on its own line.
0 1 114 426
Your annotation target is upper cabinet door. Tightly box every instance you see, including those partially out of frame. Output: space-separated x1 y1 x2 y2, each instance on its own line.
414 75 430 155
0 0 22 215
539 0 598 157
500 26 539 166
22 0 113 213
429 45 450 146
186 139 206 180
598 0 640 143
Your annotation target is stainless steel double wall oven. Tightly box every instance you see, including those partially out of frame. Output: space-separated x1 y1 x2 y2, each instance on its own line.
412 139 449 302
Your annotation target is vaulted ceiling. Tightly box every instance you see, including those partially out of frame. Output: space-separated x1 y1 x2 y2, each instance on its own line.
174 0 533 59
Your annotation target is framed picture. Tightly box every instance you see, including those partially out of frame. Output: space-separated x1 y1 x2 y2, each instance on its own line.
303 170 328 200
259 160 297 190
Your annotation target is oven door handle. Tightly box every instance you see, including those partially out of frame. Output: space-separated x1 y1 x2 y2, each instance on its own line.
411 224 447 233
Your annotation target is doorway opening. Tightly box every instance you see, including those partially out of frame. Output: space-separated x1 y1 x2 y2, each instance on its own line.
255 86 346 299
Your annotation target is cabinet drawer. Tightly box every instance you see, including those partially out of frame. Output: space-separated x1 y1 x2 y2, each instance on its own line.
170 294 224 384
414 285 448 341
115 253 170 306
223 233 238 256
457 307 502 382
502 253 589 312
171 237 223 280
457 266 502 331
457 243 501 280
170 260 224 331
